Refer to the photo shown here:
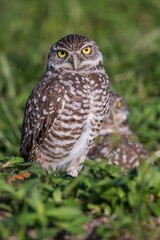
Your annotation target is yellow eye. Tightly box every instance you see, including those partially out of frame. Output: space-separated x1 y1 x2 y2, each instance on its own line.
82 46 92 55
57 50 67 58
116 101 122 108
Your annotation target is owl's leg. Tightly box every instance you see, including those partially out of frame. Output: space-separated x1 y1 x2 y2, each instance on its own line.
66 166 79 177
66 153 87 177
66 162 84 177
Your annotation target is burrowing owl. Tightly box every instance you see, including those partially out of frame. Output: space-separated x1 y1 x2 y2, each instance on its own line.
88 91 148 170
20 34 110 177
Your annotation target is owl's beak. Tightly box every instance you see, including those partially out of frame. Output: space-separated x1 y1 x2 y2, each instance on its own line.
72 55 80 70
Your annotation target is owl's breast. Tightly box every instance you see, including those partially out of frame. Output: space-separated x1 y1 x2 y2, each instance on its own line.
37 72 109 171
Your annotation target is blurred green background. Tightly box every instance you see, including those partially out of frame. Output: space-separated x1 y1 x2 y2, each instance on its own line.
0 0 160 157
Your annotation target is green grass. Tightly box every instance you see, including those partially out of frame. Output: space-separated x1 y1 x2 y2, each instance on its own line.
0 157 160 239
0 0 160 239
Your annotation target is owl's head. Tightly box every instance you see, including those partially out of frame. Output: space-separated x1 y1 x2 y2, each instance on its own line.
109 91 129 124
100 91 129 135
47 34 103 71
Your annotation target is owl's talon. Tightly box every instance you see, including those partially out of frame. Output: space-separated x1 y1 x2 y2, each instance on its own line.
66 168 79 177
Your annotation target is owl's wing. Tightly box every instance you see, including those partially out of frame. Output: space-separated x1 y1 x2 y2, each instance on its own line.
20 75 65 161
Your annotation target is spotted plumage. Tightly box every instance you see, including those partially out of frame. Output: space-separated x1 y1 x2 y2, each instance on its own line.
20 34 110 177
88 91 148 170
